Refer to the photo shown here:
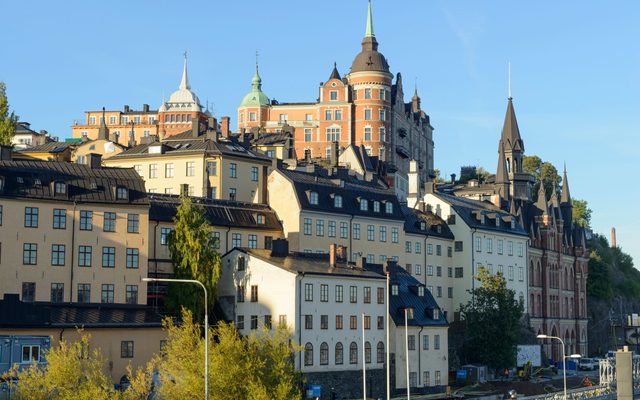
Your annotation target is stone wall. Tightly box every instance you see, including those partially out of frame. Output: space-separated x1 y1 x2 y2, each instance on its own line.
303 368 385 400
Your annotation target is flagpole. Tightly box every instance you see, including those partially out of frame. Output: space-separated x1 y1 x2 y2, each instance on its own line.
362 312 367 400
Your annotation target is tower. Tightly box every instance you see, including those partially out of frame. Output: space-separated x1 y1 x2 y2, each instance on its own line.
498 96 534 200
559 164 573 227
495 140 510 200
237 60 270 132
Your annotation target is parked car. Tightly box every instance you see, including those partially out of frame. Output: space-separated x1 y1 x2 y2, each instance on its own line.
579 358 597 371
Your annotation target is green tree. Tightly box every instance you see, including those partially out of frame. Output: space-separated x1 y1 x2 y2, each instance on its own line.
522 155 561 201
572 198 592 228
156 309 301 400
166 196 221 319
460 268 524 369
0 81 19 146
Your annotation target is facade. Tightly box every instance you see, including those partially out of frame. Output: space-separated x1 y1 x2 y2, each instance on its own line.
104 129 272 202
0 157 149 305
12 122 52 150
71 138 126 163
220 244 387 399
237 2 434 200
13 141 76 162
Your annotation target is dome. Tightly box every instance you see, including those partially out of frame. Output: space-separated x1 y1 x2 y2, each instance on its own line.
240 65 270 108
159 56 203 112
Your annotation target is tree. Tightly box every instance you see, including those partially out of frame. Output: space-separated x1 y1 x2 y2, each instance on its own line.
572 198 592 228
0 81 19 146
522 155 561 201
156 309 302 400
166 196 221 319
459 268 524 369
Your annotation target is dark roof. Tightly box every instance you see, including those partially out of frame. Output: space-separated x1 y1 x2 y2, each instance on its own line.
501 98 524 152
237 248 385 280
16 141 75 153
350 36 390 74
432 192 527 236
0 160 148 205
328 62 341 81
251 132 290 146
278 166 404 220
149 194 282 231
387 266 448 327
402 206 455 239
15 122 45 136
0 294 163 329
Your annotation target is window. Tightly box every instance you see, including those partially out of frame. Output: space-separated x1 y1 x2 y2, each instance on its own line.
379 126 386 142
415 242 422 254
50 283 64 302
391 284 398 296
101 284 114 303
424 371 431 386
263 315 272 329
373 201 380 213
247 234 257 249
427 265 434 276
392 227 398 243
340 221 348 238
304 283 313 301
320 284 328 302
350 286 357 303
101 212 116 232
375 225 386 242
22 243 37 265
316 219 324 236
350 342 358 364
367 224 374 241
508 266 514 281
405 241 412 253
21 282 35 302
309 191 319 205
475 237 482 252
448 287 453 298
363 287 371 304
364 88 371 99
115 188 127 200
80 210 93 231
126 248 139 269
326 126 341 142
305 315 313 329
437 266 442 277
448 246 453 257
250 166 258 182
436 244 442 256
364 126 372 140
334 109 342 120
21 345 40 363
415 264 422 275
434 335 441 350
303 218 312 235
518 266 524 281
353 223 361 240
408 335 416 350
121 341 134 358
89 116 96 125
350 315 357 329
364 315 371 330
126 285 138 304
160 227 173 245
165 163 174 178
149 164 157 178
335 285 343 302
53 209 66 229
423 335 430 350
249 112 256 121
385 202 393 214
77 284 90 303
303 128 312 142
518 242 524 257
486 238 493 253
376 342 385 364
379 88 385 100
230 163 237 178
379 109 385 121
321 315 328 330
324 110 332 120
435 371 442 385
186 161 195 177
335 343 344 365
250 315 258 329
437 286 442 297
508 241 514 256
236 315 245 330
336 315 343 330
455 241 463 251
51 244 65 266
101 246 116 268
332 194 343 208
207 161 217 176
228 188 236 200
364 341 372 364
25 207 38 228
127 214 139 233
410 372 417 388
277 314 287 328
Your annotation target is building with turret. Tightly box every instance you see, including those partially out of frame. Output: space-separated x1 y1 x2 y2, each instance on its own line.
236 1 434 201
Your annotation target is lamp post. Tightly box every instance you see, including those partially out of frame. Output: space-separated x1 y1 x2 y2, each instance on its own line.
537 334 578 400
143 278 208 399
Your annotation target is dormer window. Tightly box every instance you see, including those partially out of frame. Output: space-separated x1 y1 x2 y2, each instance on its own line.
495 217 500 227
54 181 66 195
480 214 485 224
420 222 426 230
256 214 265 225
433 308 440 320
237 256 246 271
17 177 24 184
418 286 425 297
385 202 393 214
391 284 398 296
333 195 343 208
437 226 442 234
116 186 128 200
359 199 368 211
511 220 516 229
34 179 41 186
309 191 319 205
373 201 380 213
406 307 414 320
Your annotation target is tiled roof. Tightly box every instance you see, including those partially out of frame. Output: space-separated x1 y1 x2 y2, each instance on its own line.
251 133 290 146
16 141 75 153
278 167 404 221
0 294 162 329
402 206 454 239
387 266 448 327
0 160 148 205
149 194 282 231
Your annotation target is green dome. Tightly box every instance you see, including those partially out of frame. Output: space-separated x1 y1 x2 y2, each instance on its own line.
240 66 270 107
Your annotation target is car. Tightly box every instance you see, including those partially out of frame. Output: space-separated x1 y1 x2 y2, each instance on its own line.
579 358 596 371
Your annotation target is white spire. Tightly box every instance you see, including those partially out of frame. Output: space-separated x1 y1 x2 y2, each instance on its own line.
180 51 190 90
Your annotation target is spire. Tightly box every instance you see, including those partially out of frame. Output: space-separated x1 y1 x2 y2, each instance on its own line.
179 51 190 90
508 61 512 100
501 97 524 152
561 163 571 203
329 62 341 80
98 107 109 141
496 140 509 184
535 183 548 215
365 0 375 38
252 59 262 90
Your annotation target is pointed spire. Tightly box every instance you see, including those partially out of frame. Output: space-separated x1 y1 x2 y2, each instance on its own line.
535 183 548 215
252 57 262 90
496 140 509 184
98 106 109 141
179 51 190 90
561 163 571 203
365 0 375 38
329 62 341 80
501 97 524 152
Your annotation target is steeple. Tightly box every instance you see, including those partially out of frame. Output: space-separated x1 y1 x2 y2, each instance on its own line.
98 107 109 141
535 183 548 215
561 164 571 203
240 57 270 108
560 163 573 227
495 140 510 200
329 62 341 81
411 83 421 113
179 51 190 90
365 0 375 38
349 0 389 74
252 61 263 90
501 97 524 154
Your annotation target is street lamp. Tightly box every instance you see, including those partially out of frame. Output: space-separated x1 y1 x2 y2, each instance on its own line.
143 278 208 399
537 334 578 400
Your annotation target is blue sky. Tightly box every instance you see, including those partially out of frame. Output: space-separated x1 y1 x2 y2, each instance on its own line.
2 1 639 264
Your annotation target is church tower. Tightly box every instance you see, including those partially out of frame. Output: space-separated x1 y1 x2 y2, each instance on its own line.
498 96 534 200
237 61 271 132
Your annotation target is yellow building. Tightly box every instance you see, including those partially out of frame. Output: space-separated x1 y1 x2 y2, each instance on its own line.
0 157 149 305
104 129 272 202
71 105 159 147
71 138 127 164
13 141 77 162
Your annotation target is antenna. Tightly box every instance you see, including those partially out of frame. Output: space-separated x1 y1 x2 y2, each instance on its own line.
508 61 512 99
255 50 259 69
184 50 187 61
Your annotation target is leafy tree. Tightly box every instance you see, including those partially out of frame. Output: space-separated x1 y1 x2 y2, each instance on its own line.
572 198 592 228
587 249 613 300
156 309 301 400
0 81 19 146
522 155 562 201
166 196 221 319
460 268 524 369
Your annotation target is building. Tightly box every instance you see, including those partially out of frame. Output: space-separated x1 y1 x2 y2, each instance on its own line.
0 155 149 305
389 266 448 392
71 138 127 164
0 293 165 383
104 128 272 202
13 141 76 162
236 1 435 200
11 122 53 150
219 242 387 399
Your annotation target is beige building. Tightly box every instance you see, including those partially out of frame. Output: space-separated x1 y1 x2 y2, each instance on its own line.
71 138 127 164
12 122 53 150
104 129 272 202
0 157 149 305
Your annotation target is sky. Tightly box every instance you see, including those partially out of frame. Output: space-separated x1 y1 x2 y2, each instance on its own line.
2 1 639 265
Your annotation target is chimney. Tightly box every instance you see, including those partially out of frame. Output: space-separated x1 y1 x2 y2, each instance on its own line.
124 105 130 113
143 104 149 112
191 119 200 138
128 130 136 147
329 244 337 268
336 245 347 262
180 184 189 197
221 116 230 137
270 239 289 257
450 173 456 183
612 227 617 248
87 153 102 169
332 141 339 168
356 257 367 269
0 145 12 161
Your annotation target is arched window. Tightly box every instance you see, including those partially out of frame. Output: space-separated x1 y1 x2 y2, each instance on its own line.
365 341 371 364
349 342 358 364
187 115 192 122
320 342 329 365
304 343 313 366
377 342 385 363
335 342 343 365
529 261 535 286
170 114 175 123
181 114 186 122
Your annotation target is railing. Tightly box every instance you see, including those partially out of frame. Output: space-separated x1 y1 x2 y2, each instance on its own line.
519 385 614 400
